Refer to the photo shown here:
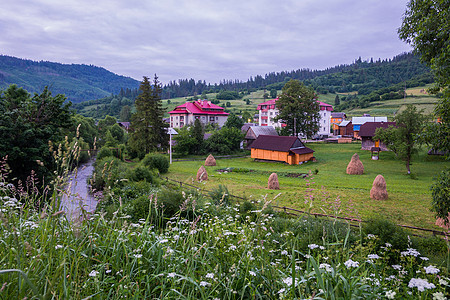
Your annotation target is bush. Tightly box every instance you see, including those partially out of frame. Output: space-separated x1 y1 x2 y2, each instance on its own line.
363 217 409 252
142 153 170 174
97 146 113 160
431 169 450 223
127 166 157 184
91 156 128 191
208 184 231 206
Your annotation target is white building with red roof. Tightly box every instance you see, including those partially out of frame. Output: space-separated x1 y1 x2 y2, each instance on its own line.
168 99 229 128
257 98 333 137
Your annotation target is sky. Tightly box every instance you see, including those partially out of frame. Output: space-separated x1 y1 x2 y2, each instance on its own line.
0 0 413 85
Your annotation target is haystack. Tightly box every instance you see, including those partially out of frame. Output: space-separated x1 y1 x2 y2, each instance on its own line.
268 173 279 190
346 153 364 175
205 154 216 166
370 174 388 200
196 165 208 181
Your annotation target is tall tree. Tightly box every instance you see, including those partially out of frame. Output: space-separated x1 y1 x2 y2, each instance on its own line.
374 104 427 174
128 75 168 158
224 113 244 130
0 85 73 187
399 0 450 156
335 95 340 106
274 80 319 138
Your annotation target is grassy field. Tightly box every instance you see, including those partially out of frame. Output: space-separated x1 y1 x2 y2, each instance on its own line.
165 143 449 230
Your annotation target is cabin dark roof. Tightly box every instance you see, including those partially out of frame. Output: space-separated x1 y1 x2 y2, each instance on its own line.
359 122 396 137
331 112 346 119
250 135 314 154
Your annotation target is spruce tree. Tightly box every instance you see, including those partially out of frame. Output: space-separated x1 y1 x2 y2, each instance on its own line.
129 75 168 158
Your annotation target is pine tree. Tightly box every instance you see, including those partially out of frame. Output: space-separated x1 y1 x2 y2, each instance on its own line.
128 75 168 158
335 95 340 106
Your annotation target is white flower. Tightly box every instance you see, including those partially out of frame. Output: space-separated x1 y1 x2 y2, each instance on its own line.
282 277 298 286
205 273 214 279
385 243 392 247
344 259 359 268
229 245 237 251
55 245 63 250
401 248 420 257
392 264 402 270
424 265 440 274
280 250 288 255
105 270 112 274
199 281 210 287
89 270 99 277
167 272 176 278
368 254 380 259
249 271 256 277
308 244 319 249
385 290 396 299
159 239 168 244
439 278 448 285
432 291 446 300
278 288 286 294
408 278 436 292
367 234 376 239
319 263 333 272
420 256 429 261
133 254 142 258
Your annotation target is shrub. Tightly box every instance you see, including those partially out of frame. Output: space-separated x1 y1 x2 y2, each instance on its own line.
127 166 156 184
96 146 113 160
363 217 409 252
208 184 230 206
431 169 450 223
142 153 169 174
91 156 128 191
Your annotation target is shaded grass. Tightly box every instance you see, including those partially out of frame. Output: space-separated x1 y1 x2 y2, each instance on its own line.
166 143 450 230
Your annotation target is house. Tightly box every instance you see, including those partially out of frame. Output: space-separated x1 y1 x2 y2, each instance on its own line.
168 99 229 128
117 122 130 132
338 120 353 137
244 126 278 149
351 116 388 138
358 122 396 151
331 112 346 135
256 98 333 137
241 123 257 134
250 135 314 165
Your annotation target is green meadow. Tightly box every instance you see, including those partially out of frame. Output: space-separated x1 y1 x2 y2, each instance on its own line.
166 143 449 230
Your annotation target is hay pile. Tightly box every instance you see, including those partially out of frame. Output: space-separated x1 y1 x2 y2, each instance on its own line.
268 173 279 190
196 165 208 181
205 154 216 166
370 174 388 200
346 153 364 175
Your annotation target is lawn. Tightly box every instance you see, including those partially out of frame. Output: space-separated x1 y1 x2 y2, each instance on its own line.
165 143 450 230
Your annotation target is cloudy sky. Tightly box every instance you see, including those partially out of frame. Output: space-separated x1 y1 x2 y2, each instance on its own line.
1 0 412 84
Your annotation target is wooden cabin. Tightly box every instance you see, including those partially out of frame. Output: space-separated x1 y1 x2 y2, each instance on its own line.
244 126 278 149
359 122 396 151
250 135 314 165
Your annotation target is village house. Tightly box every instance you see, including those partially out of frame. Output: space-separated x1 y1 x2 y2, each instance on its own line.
250 135 314 165
359 121 396 151
338 120 354 137
256 98 333 137
168 99 229 128
331 112 346 135
351 115 388 139
244 126 278 149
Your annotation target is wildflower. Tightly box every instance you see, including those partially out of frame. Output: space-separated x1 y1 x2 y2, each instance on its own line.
105 270 112 274
385 242 392 247
205 273 214 279
367 234 376 239
278 288 286 294
249 271 256 277
159 239 168 244
282 277 298 286
133 254 142 259
344 259 359 268
308 243 319 249
167 272 176 278
228 245 237 251
280 250 288 255
385 290 396 299
401 248 420 257
432 292 446 300
408 278 436 291
420 257 430 261
199 281 210 287
368 254 381 259
392 264 402 270
319 263 333 272
424 265 440 274
89 270 99 277
55 245 64 250
438 278 448 285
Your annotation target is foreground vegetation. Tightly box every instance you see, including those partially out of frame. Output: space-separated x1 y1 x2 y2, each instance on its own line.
1 167 449 298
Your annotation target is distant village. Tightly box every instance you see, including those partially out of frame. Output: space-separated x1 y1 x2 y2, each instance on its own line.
119 97 395 165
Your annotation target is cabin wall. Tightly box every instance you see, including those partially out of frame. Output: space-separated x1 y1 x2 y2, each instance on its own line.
251 149 289 164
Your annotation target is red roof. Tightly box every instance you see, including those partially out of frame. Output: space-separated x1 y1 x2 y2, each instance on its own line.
257 98 333 111
169 100 229 116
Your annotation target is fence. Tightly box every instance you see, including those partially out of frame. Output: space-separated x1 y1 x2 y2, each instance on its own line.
160 176 448 237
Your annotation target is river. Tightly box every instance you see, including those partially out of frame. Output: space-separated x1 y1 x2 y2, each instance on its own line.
60 157 98 218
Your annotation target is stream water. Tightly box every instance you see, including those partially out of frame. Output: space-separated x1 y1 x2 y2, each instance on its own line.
60 158 98 218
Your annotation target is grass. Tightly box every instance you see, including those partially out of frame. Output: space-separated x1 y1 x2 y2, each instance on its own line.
165 143 450 230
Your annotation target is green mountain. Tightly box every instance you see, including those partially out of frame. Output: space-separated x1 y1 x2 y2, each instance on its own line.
0 55 140 103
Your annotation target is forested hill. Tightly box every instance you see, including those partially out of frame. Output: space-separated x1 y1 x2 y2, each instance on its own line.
162 52 432 98
0 55 140 103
